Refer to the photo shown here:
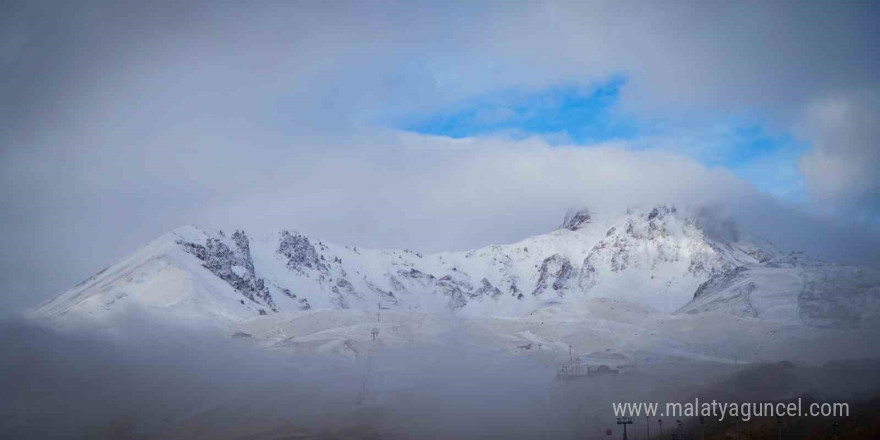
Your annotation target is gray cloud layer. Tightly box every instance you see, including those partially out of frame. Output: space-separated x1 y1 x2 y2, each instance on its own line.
4 315 880 439
1 0 879 315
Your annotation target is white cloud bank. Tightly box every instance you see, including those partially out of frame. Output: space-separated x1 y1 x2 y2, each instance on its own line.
799 92 880 218
1 0 879 314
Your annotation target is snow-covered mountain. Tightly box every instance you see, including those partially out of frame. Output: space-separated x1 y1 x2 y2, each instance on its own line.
16 206 880 440
22 206 774 322
678 252 880 329
29 205 880 330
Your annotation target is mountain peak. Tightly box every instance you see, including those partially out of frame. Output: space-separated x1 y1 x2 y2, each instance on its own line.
647 204 677 220
561 208 593 231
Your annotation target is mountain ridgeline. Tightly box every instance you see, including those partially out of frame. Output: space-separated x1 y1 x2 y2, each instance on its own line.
32 206 880 328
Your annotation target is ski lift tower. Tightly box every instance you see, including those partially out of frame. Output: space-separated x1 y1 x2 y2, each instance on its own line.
617 417 633 440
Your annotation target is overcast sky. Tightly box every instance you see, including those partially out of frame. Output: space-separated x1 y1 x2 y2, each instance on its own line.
2 0 879 316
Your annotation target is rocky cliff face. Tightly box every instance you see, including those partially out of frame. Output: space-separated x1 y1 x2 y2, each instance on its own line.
178 231 277 312
533 254 574 297
278 231 328 275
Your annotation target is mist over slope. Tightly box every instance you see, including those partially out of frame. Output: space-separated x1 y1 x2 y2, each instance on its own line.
8 205 880 439
4 311 880 440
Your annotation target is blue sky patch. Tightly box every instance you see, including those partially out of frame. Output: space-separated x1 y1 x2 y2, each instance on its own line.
400 77 637 143
398 78 809 201
719 126 808 200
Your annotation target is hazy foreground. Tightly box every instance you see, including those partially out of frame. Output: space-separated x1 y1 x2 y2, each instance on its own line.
3 308 880 440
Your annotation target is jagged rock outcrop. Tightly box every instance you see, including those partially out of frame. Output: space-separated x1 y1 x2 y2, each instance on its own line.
578 205 752 280
533 254 574 296
475 278 504 299
178 231 277 311
578 257 598 290
278 230 328 274
255 206 779 312
561 208 593 231
279 288 311 310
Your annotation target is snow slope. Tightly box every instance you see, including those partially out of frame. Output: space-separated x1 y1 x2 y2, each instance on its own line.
31 205 785 326
678 252 880 329
27 205 880 368
29 226 267 328
232 300 880 367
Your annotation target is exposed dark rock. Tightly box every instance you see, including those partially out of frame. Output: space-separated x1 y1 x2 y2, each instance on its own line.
510 282 522 298
178 231 277 312
561 208 593 231
298 298 312 310
475 278 503 298
533 254 573 296
578 256 598 290
366 280 398 305
398 268 435 282
278 230 328 274
436 275 474 308
388 275 407 294
334 278 361 299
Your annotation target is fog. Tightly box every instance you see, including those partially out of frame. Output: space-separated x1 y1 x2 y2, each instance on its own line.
2 312 879 440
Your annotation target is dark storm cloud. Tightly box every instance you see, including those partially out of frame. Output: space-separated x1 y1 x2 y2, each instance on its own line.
1 0 879 315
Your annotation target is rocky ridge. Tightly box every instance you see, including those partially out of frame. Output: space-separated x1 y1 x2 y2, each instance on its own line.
32 206 880 328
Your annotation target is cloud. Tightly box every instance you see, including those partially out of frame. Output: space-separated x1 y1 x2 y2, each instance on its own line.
1 0 880 314
798 92 880 218
0 315 658 439
189 132 880 269
195 133 748 248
